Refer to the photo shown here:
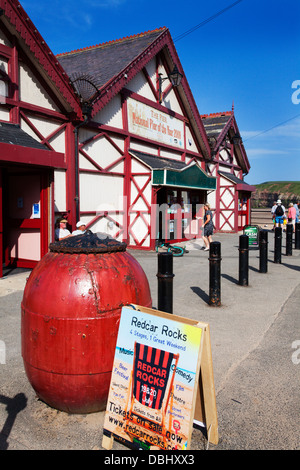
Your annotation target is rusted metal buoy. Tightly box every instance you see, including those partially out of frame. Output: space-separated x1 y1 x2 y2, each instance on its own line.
21 232 152 413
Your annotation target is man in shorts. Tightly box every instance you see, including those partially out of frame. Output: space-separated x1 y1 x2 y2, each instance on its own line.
274 199 286 229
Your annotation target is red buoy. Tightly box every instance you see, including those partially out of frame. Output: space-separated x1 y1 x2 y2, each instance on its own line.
21 233 152 413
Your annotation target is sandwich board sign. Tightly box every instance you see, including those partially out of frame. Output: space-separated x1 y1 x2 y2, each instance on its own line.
102 305 218 450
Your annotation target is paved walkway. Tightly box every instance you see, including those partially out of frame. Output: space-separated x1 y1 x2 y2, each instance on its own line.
0 231 299 450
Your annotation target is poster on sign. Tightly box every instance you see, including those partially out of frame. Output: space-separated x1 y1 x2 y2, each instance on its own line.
102 305 217 450
127 98 184 149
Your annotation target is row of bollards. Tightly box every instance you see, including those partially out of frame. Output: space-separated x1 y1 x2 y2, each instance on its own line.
156 222 300 313
274 222 300 262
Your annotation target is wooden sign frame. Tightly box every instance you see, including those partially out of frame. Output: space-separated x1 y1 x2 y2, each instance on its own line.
102 305 218 450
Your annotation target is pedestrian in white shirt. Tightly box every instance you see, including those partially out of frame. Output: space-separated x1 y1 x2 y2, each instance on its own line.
274 200 286 229
72 220 87 236
271 201 277 230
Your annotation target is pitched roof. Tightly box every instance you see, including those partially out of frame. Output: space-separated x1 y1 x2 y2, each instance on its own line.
218 171 256 192
57 28 167 90
0 122 48 150
202 111 250 174
201 112 232 141
129 149 187 170
57 28 211 159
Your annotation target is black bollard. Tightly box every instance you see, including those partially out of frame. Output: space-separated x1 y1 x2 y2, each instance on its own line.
286 223 293 256
239 234 249 286
209 241 221 306
295 222 300 250
157 252 174 314
259 230 268 273
274 227 282 263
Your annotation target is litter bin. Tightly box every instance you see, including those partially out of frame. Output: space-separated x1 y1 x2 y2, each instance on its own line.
21 232 152 413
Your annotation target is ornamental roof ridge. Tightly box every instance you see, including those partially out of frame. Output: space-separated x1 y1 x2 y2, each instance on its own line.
56 27 168 57
201 111 233 119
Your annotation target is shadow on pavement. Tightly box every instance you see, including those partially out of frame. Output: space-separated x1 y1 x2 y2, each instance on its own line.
0 393 28 450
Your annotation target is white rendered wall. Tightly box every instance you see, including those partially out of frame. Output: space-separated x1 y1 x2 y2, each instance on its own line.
19 62 60 112
54 170 67 213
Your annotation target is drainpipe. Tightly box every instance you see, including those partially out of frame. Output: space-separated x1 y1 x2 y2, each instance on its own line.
73 103 92 222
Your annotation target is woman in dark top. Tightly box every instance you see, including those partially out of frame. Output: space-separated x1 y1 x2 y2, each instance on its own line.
202 203 213 251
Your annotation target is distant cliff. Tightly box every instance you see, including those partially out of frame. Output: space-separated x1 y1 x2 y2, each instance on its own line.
252 182 300 208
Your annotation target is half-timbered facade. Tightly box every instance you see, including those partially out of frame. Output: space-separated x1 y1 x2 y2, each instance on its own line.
202 110 255 232
0 0 81 276
57 28 217 250
0 1 254 275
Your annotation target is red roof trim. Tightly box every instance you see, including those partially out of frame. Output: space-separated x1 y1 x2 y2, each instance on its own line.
164 29 211 159
0 0 81 116
203 109 250 174
87 27 211 159
90 28 168 113
57 28 168 58
0 141 66 168
201 111 232 119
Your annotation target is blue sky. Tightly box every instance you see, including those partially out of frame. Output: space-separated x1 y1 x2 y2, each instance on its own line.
22 0 300 185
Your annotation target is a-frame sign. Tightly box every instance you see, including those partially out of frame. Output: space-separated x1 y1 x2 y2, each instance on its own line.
102 305 218 450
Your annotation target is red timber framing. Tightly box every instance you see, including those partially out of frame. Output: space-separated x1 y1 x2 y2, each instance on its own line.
76 92 209 249
0 0 81 274
1 168 50 272
65 29 213 250
202 109 255 233
0 0 254 263
83 29 211 162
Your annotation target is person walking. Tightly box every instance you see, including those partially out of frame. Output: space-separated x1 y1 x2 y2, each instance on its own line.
287 203 296 232
293 201 299 223
271 201 277 230
202 203 214 251
274 199 286 229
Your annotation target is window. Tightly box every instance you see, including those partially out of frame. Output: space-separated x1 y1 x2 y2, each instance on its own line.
0 69 10 102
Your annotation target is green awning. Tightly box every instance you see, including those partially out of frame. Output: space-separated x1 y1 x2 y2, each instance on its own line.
153 164 216 190
129 150 216 191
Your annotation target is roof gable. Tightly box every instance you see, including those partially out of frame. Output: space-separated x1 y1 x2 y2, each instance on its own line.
201 112 232 143
57 27 211 159
0 0 81 116
57 29 166 90
202 110 250 174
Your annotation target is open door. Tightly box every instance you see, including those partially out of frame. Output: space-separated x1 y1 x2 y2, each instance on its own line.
2 168 50 273
238 192 251 231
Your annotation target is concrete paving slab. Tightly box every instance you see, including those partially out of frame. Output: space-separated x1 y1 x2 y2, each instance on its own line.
0 231 299 450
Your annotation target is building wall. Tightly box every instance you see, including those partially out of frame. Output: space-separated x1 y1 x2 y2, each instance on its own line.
207 137 246 232
77 58 204 248
0 10 251 260
0 22 70 266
